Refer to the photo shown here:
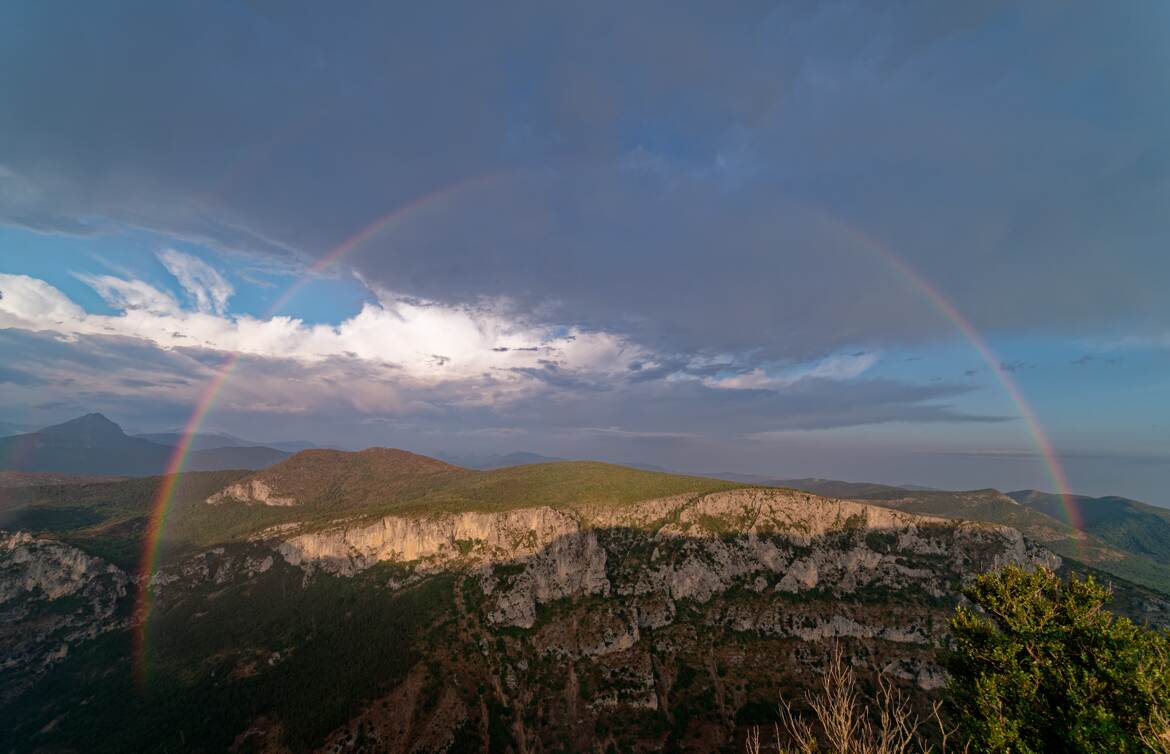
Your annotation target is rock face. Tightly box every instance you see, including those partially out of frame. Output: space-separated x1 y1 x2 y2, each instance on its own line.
5 487 1074 754
208 478 297 506
245 489 1059 753
0 532 130 702
277 507 589 575
268 488 1057 634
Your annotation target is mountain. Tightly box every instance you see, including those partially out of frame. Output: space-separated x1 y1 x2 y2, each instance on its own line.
9 452 1135 753
134 430 254 451
0 471 127 488
438 450 565 469
769 478 913 498
184 445 290 472
818 485 1170 595
209 447 473 507
0 414 175 476
0 414 293 476
0 420 34 438
1009 489 1170 566
135 431 316 453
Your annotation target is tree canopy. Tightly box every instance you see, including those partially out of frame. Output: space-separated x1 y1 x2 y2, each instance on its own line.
945 566 1170 753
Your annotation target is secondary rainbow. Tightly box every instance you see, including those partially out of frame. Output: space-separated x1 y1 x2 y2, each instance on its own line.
133 174 503 682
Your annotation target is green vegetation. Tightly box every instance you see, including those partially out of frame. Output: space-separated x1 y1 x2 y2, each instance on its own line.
0 470 252 569
854 487 1170 595
391 460 745 516
1010 490 1170 566
11 455 1170 752
864 529 898 553
2 457 750 574
945 566 1170 753
225 447 474 509
746 567 1170 754
1 560 455 753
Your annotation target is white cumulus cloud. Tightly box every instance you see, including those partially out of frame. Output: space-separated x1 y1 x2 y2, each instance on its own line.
705 350 878 390
0 272 646 405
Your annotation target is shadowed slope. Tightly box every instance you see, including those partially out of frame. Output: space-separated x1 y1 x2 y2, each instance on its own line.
0 414 173 476
839 487 1170 595
1010 489 1170 566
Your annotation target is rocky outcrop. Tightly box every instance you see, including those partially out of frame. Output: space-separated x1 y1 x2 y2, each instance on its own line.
0 531 130 701
276 507 588 576
149 545 275 591
267 489 1058 637
208 479 297 506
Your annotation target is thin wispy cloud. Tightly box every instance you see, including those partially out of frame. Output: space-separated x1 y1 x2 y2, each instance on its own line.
157 249 234 314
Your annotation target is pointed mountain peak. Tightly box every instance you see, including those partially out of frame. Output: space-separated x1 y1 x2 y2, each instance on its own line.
35 413 128 446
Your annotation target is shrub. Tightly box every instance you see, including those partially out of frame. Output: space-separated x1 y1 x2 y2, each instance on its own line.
944 565 1170 753
744 645 961 754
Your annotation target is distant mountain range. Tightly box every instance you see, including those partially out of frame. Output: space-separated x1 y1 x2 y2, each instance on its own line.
436 451 566 469
1008 489 1170 567
789 481 1170 594
764 477 933 498
0 414 296 476
0 471 127 488
133 432 316 454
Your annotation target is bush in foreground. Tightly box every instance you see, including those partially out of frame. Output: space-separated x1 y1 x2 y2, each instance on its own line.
747 566 1170 753
945 565 1170 753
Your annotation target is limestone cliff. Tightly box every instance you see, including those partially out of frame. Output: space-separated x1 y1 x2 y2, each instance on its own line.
260 488 1056 634
0 532 130 702
4 487 1067 753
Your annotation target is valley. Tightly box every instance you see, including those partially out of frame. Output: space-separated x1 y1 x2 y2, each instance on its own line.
3 445 1168 752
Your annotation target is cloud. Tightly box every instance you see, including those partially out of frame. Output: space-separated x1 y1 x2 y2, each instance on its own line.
706 351 878 390
1071 353 1122 366
0 272 646 400
0 1 1164 366
157 249 234 314
0 269 1006 444
74 273 181 315
3 0 1163 499
0 364 43 385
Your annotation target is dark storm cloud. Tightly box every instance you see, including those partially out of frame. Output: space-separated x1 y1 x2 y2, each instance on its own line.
1 1 1167 364
0 365 44 385
508 362 610 393
483 376 1005 436
0 329 217 427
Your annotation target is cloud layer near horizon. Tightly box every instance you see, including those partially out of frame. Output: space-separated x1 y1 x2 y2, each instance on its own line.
0 257 997 433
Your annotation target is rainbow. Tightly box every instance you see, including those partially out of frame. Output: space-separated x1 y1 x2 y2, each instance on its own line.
132 174 503 682
133 184 1082 681
826 220 1081 530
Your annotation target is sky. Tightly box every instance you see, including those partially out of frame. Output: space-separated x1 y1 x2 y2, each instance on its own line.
1 1 1168 501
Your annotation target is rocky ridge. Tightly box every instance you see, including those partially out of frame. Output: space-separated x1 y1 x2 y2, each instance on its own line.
260 488 1056 632
4 485 1067 753
0 532 131 701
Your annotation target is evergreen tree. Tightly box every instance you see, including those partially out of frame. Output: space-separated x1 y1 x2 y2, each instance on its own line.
945 566 1170 753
